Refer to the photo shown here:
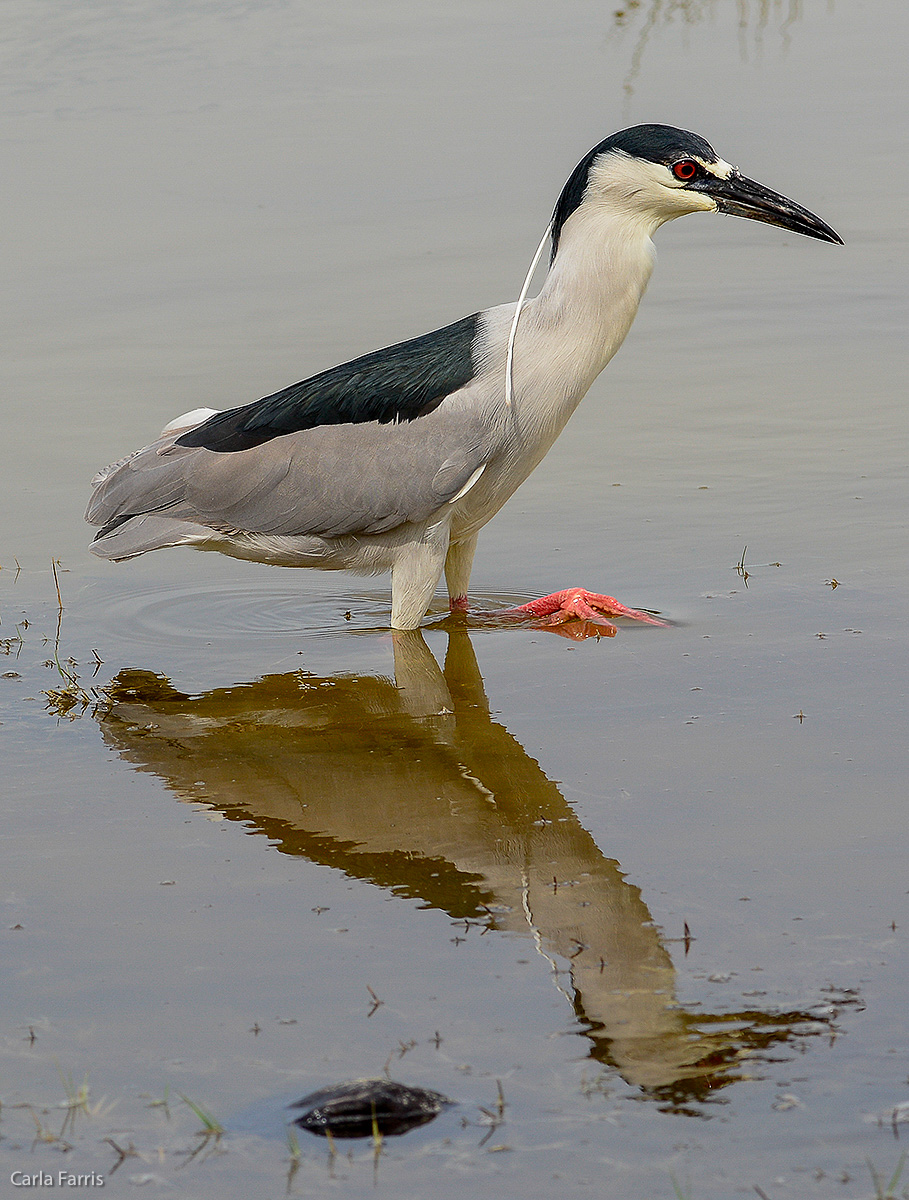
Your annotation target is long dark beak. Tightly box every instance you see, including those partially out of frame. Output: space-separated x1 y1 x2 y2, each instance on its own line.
699 170 843 244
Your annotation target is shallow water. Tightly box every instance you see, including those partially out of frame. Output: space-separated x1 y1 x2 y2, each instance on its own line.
2 2 909 1196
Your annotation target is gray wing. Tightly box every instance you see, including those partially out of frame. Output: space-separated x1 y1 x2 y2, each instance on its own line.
86 392 506 557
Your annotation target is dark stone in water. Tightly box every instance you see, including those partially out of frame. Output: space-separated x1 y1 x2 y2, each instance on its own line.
289 1078 452 1138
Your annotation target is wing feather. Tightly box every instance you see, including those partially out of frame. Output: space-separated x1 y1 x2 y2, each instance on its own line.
87 392 504 548
175 314 480 452
87 312 505 552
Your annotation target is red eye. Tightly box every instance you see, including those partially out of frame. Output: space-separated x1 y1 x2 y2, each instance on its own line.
672 160 698 181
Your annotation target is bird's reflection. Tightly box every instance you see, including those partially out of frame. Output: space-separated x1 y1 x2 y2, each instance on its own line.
97 630 845 1111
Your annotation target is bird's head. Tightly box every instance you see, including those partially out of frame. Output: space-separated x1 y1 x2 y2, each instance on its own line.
551 124 843 259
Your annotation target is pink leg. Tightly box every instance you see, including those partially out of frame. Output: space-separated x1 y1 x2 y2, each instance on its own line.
497 588 667 632
447 589 665 638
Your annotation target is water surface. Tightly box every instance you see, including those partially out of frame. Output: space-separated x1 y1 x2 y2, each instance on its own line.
2 2 908 1196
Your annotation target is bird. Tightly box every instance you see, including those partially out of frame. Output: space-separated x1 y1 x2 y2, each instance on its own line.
86 124 842 632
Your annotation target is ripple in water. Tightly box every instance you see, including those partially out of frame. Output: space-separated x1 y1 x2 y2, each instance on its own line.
87 579 601 650
93 582 399 648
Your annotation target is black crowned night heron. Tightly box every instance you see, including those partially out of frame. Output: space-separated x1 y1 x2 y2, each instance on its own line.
87 124 842 632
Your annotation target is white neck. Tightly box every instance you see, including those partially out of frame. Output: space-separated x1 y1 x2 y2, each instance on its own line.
505 204 659 440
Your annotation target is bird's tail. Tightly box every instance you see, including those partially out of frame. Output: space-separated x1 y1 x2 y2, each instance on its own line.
90 514 216 561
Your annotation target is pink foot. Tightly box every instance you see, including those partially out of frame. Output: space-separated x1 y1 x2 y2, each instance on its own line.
497 588 667 634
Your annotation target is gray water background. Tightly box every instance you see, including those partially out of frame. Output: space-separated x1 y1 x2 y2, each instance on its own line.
2 2 908 1196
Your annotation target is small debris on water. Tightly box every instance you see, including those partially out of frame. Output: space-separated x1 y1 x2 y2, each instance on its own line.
866 1100 909 1132
772 1093 804 1111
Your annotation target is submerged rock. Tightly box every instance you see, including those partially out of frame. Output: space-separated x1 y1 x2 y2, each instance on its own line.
289 1078 452 1138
